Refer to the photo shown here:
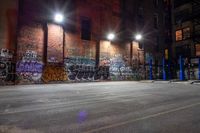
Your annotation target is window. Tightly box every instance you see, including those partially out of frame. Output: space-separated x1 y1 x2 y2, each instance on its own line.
81 18 91 40
175 27 190 41
183 27 190 40
175 30 182 41
154 0 159 7
196 44 200 56
153 14 159 29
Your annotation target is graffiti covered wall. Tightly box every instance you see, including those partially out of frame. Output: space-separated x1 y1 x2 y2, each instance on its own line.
17 23 44 84
0 0 18 85
99 41 145 80
42 65 67 83
0 49 15 85
100 41 132 80
64 33 108 81
132 42 145 80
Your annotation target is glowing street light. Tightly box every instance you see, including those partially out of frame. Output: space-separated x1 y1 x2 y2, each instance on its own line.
54 13 64 23
135 34 142 41
107 33 115 41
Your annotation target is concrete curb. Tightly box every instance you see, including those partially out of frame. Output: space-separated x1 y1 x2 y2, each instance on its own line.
139 80 154 83
153 80 171 84
190 80 200 84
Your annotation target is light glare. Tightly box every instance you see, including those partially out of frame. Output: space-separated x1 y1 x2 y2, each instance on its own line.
54 13 64 23
135 34 142 41
107 33 115 41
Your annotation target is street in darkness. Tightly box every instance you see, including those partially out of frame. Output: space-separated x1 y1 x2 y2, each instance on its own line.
0 81 200 133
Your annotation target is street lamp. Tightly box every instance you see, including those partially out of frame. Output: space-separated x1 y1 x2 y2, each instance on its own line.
107 33 115 41
54 13 64 23
135 34 142 41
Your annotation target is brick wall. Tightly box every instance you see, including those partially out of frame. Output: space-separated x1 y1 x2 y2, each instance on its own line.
0 0 18 50
47 24 63 63
16 23 44 84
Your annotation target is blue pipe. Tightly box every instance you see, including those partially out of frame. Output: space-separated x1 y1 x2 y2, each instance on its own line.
179 56 184 81
199 58 200 80
149 59 153 80
162 57 166 80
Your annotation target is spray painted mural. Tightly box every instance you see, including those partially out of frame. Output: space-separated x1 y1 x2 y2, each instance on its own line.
17 23 44 83
131 42 145 80
0 49 16 85
42 64 67 83
109 54 133 80
64 33 108 81
64 57 109 81
99 41 145 80
16 50 43 83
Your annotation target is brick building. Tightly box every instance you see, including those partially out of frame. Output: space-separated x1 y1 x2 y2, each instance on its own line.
122 0 172 79
171 0 200 79
0 0 18 84
0 0 172 84
172 0 200 58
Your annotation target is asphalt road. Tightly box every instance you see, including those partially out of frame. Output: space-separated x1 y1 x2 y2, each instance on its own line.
0 81 200 133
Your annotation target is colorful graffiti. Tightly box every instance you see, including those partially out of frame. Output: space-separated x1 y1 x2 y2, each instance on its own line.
65 57 109 81
22 50 38 61
42 65 67 83
0 61 16 82
109 54 133 80
16 61 43 82
0 49 16 84
16 50 43 83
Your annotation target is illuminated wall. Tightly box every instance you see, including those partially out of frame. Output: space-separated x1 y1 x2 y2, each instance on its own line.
99 41 144 80
16 23 44 84
47 24 64 63
0 0 18 50
0 0 18 85
14 0 147 84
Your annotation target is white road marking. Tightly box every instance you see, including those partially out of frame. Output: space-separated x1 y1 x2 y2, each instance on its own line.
84 102 200 133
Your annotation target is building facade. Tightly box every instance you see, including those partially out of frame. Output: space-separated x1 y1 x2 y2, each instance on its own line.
0 0 172 85
171 0 200 79
0 0 18 84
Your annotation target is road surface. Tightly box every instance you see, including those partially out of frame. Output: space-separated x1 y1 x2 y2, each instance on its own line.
0 81 200 133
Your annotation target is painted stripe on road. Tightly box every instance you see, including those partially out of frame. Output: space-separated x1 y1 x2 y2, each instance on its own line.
84 102 200 133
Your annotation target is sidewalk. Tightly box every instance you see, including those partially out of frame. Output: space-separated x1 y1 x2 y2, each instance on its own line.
140 79 200 84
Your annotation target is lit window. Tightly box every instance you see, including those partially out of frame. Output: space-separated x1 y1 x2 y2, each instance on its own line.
183 27 190 40
176 30 182 41
196 44 200 56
